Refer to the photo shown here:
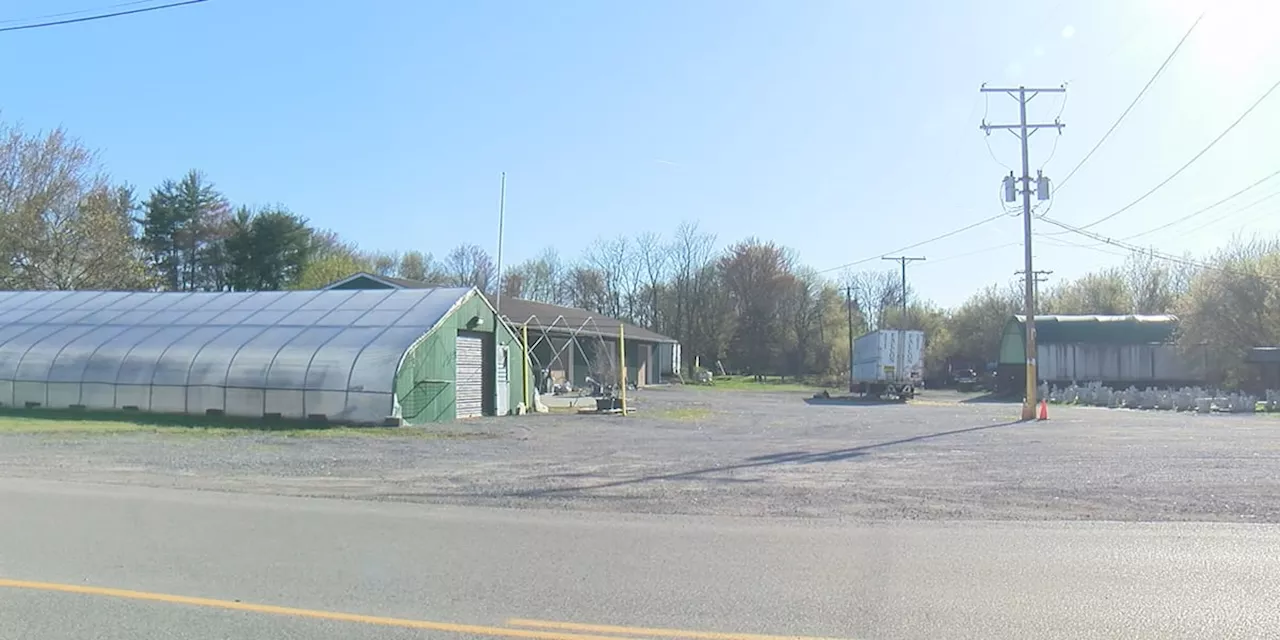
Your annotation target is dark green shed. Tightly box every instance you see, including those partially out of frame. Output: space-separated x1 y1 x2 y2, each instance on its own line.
999 314 1178 364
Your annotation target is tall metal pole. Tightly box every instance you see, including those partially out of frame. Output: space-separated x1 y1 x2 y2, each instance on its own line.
495 172 506 313
980 84 1064 420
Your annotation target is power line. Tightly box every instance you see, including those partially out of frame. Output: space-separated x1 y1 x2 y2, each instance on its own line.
1037 90 1069 172
1035 233 1132 258
1055 13 1205 194
1042 216 1202 265
923 241 1021 266
982 89 1014 172
1228 202 1280 231
815 213 1008 275
1176 190 1280 236
0 1 160 25
1040 215 1280 285
1043 181 1280 251
1053 76 1280 234
0 0 206 33
1122 168 1280 240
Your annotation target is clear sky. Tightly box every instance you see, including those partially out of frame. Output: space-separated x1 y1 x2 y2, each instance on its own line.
1 0 1276 307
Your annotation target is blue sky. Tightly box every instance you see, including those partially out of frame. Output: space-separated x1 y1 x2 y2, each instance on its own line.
1 0 1276 306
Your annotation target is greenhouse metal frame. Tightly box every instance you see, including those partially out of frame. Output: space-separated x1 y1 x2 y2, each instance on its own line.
0 287 479 424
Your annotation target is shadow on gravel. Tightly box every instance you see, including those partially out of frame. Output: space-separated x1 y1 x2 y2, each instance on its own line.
803 397 906 406
507 420 1021 497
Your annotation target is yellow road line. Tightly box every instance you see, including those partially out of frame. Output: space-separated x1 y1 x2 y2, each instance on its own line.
0 578 622 640
506 618 851 640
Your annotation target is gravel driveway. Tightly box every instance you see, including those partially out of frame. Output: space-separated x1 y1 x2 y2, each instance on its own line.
3 386 1279 522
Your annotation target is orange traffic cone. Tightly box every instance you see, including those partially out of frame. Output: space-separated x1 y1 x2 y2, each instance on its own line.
1038 399 1049 420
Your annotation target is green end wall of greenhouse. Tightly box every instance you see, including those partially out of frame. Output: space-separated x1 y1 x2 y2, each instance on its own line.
394 293 528 424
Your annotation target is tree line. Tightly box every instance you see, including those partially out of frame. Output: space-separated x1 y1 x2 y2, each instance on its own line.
1 121 1274 388
0 122 503 295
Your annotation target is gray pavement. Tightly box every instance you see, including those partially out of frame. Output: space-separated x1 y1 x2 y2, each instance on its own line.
1 478 1278 639
4 387 1280 638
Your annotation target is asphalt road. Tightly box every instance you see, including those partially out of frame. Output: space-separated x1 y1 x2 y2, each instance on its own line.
2 478 1278 639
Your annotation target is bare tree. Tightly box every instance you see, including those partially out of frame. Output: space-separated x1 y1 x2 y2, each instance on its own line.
499 267 526 298
0 124 149 290
663 221 718 352
1122 250 1191 314
563 265 610 312
397 250 445 284
842 269 904 331
443 243 496 292
584 235 642 320
500 248 564 303
634 231 669 329
778 267 824 376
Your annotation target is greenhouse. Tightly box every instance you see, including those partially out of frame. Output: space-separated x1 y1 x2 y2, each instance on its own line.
0 287 528 425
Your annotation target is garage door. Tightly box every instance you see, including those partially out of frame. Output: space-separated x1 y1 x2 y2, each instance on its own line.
456 333 485 419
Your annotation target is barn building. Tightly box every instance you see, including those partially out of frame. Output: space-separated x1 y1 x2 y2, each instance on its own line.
0 288 527 424
996 314 1206 392
324 272 681 390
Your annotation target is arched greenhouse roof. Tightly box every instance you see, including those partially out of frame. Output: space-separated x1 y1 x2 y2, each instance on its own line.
0 287 474 423
1008 314 1178 344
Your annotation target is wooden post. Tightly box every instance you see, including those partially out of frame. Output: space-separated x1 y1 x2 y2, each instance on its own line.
522 322 530 408
619 324 627 415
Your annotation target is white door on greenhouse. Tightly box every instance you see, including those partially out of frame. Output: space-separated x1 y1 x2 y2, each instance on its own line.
456 333 485 419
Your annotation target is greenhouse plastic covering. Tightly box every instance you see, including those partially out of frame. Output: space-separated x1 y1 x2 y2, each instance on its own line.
0 288 473 424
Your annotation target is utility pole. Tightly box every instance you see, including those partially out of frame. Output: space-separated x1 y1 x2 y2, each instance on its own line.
882 256 926 327
882 256 924 395
1015 270 1053 302
981 84 1064 420
845 286 856 390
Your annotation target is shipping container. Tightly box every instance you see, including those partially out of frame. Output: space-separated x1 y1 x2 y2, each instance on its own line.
851 330 924 398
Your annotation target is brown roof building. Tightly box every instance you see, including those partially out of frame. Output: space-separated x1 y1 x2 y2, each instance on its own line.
323 272 680 389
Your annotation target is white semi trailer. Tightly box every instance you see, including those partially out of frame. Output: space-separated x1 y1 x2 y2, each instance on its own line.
851 329 925 399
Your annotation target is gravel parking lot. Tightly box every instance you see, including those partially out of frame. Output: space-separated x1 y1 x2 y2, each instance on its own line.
2 385 1280 522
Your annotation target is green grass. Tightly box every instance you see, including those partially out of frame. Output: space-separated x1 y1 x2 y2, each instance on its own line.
0 408 470 439
691 375 837 393
651 407 715 421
